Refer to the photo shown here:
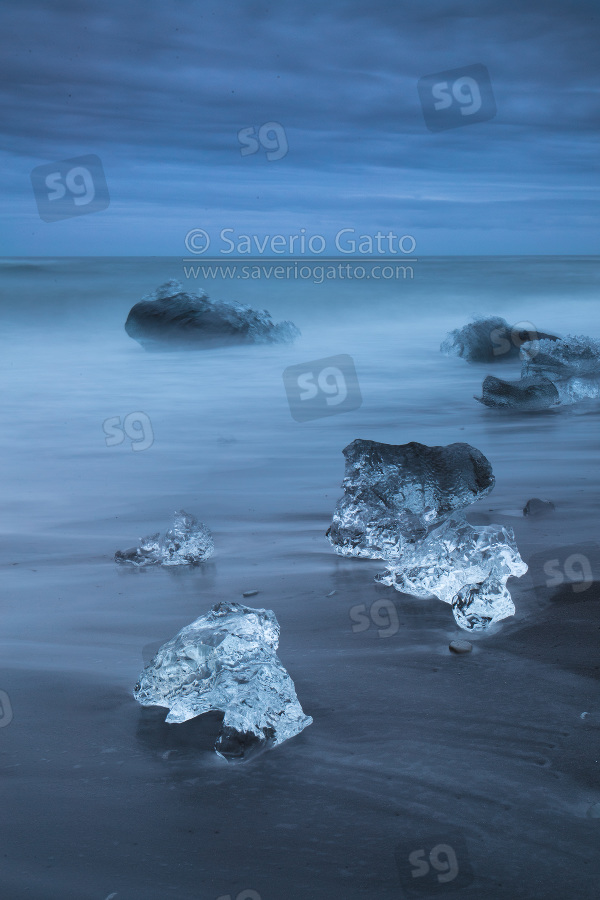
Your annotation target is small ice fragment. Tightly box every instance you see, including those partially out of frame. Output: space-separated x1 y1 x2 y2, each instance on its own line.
376 515 528 631
114 532 162 567
523 498 555 517
580 711 589 719
115 510 214 567
477 375 560 410
326 439 495 560
327 590 337 596
125 279 300 350
449 640 472 654
133 601 312 760
441 316 557 363
242 590 259 597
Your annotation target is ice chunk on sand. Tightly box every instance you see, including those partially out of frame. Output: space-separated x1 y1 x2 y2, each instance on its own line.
326 439 495 559
477 375 560 410
133 601 312 760
441 316 557 363
115 510 214 567
125 279 300 349
376 516 528 631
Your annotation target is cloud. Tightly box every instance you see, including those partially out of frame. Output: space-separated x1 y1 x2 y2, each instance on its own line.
1 0 598 253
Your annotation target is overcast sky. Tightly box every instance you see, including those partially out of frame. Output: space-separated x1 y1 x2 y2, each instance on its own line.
1 0 599 255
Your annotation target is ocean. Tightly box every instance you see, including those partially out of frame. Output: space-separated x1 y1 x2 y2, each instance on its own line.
1 256 599 900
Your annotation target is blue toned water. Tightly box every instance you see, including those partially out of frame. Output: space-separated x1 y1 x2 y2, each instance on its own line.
1 257 599 900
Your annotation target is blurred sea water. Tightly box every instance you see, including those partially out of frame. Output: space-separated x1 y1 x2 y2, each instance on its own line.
1 256 599 900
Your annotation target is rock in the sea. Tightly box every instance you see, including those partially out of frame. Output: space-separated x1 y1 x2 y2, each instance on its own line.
523 498 555 517
376 515 528 631
125 280 300 349
477 375 560 410
133 601 312 760
449 640 472 654
326 439 495 560
115 510 214 567
441 316 557 363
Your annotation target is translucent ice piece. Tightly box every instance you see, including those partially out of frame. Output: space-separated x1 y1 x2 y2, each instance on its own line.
477 375 560 410
521 335 600 379
548 376 600 404
441 316 557 363
133 601 312 760
115 510 214 567
125 279 300 349
326 439 495 560
376 515 528 631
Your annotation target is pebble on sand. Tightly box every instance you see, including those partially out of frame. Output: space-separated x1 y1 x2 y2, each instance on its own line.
523 497 556 517
449 640 473 654
242 590 259 597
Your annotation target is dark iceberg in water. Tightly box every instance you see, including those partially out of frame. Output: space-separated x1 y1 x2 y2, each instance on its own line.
125 280 300 349
133 601 312 761
477 375 560 410
478 336 600 410
326 439 495 559
441 316 558 363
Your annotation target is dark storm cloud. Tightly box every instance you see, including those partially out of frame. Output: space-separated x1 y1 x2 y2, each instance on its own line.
0 0 599 252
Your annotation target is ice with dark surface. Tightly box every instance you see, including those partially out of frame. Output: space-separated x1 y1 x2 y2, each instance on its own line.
478 336 600 410
133 601 312 760
115 510 214 566
376 515 528 631
125 279 300 349
441 316 558 362
326 439 495 559
477 374 561 410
